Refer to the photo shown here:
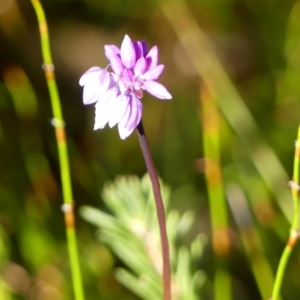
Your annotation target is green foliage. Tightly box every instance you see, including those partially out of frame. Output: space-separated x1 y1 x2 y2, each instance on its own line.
2 0 300 299
18 219 56 271
81 174 205 300
0 225 11 300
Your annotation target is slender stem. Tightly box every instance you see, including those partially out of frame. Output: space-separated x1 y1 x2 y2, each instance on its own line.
136 121 171 300
272 124 300 300
30 1 85 300
200 83 231 300
227 184 274 299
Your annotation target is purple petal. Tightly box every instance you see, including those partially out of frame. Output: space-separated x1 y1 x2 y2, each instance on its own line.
144 80 172 99
79 67 112 105
94 89 117 129
126 96 142 130
108 94 130 128
117 105 131 139
134 41 147 60
120 35 136 68
118 96 143 139
79 67 103 86
82 85 101 105
104 45 120 61
131 97 143 128
110 54 124 75
122 68 134 84
146 46 158 69
134 57 147 76
96 70 112 91
140 64 164 81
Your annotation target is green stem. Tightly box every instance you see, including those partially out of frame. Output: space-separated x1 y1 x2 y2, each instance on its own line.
200 84 231 300
272 124 300 300
272 241 293 300
30 1 85 300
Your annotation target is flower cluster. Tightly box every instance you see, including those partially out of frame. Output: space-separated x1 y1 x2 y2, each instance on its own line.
79 35 172 139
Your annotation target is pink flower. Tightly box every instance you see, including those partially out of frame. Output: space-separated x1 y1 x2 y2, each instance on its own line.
79 35 172 140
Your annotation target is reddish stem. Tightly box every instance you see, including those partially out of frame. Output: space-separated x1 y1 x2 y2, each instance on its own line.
136 121 171 300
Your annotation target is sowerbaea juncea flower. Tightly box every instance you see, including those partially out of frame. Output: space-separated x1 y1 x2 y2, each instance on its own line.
79 34 172 140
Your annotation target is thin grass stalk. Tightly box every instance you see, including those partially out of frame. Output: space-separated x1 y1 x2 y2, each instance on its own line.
271 124 300 300
30 1 85 299
200 83 231 300
226 183 274 299
159 0 292 224
136 121 171 300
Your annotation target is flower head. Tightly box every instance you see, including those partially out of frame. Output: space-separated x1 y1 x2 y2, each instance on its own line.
79 34 172 139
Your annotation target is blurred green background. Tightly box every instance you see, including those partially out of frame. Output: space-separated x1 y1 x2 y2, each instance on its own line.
1 0 300 299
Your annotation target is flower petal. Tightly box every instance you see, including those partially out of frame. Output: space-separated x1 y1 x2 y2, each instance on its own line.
125 96 142 131
122 68 134 84
110 54 124 75
94 88 117 129
104 45 120 61
134 57 147 76
94 103 110 130
120 35 136 68
80 68 112 105
118 96 142 139
108 94 130 128
131 97 143 128
117 105 131 139
82 85 100 105
144 80 172 99
140 64 164 81
134 41 147 60
146 46 158 69
79 67 103 86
